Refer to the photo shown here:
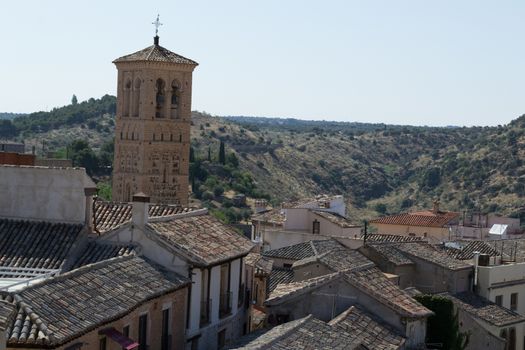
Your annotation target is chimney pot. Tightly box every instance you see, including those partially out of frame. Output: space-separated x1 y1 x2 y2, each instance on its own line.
132 192 150 227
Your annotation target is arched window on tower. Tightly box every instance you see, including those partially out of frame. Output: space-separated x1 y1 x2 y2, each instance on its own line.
123 79 131 117
132 78 141 117
170 80 180 119
155 79 166 118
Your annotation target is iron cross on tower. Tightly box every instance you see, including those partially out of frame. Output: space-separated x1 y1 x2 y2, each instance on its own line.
152 14 163 36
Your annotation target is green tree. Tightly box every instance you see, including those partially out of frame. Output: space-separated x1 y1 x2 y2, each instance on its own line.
96 182 112 200
208 146 212 162
219 141 225 164
69 140 99 175
374 203 387 214
226 152 239 168
71 94 78 105
415 295 469 350
0 120 18 138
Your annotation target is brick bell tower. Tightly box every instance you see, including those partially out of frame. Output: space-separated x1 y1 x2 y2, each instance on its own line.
112 23 198 205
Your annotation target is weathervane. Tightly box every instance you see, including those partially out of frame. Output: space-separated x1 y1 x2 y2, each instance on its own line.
152 14 163 36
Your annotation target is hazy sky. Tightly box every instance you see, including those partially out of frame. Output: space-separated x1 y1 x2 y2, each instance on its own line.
1 1 524 126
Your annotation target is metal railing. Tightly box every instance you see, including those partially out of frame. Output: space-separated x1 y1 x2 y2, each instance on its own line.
219 292 232 318
200 299 211 326
0 268 61 291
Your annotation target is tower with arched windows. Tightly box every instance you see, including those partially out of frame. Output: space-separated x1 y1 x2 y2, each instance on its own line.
111 35 198 205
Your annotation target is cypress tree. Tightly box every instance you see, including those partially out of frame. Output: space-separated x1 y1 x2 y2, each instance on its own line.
219 141 225 164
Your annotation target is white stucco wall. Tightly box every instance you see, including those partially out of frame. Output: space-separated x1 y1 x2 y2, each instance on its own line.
0 165 95 223
478 262 525 317
189 268 202 333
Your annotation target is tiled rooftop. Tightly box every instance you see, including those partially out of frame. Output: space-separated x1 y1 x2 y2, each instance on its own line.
264 239 431 319
268 268 294 293
364 233 426 243
329 305 406 350
370 210 459 228
393 242 472 270
263 239 344 260
0 300 16 331
318 248 374 272
0 219 83 272
93 200 196 233
439 240 500 260
311 210 360 228
445 292 525 327
267 272 341 306
344 266 432 318
251 209 286 226
113 42 198 65
245 252 273 275
70 241 137 269
148 214 253 266
229 314 362 349
365 244 415 266
3 255 189 347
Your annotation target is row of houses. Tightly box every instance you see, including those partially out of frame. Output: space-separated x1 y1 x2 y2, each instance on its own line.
3 160 525 349
245 195 525 349
0 164 253 350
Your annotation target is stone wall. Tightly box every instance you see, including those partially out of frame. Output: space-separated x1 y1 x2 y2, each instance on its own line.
0 165 95 223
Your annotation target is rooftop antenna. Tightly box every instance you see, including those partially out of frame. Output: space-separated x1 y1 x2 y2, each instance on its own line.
152 14 163 45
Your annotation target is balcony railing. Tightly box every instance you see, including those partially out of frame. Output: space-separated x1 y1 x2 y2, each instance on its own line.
200 299 211 326
219 292 232 318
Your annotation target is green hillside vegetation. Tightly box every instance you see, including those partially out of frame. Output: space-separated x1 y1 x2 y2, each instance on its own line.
2 96 525 223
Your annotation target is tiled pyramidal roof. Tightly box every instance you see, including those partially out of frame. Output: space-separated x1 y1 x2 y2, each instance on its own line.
370 210 459 228
0 219 83 272
2 256 189 347
113 42 198 65
93 201 196 233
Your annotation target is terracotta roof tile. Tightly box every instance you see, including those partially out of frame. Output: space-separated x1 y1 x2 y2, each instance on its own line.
311 210 360 228
266 273 341 305
148 214 253 266
370 210 459 228
263 240 344 261
229 314 363 349
393 242 472 270
0 300 16 331
439 240 500 260
0 219 83 272
70 241 137 270
344 266 432 318
113 43 198 65
93 200 196 233
365 233 426 243
329 305 406 350
251 209 285 226
268 268 294 293
4 256 189 347
365 244 415 266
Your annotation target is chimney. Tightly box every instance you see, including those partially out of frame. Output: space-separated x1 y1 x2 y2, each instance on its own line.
473 251 480 292
432 200 440 214
132 192 150 228
84 187 97 232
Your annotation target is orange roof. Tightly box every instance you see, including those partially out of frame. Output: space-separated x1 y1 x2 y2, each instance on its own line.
370 210 459 228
